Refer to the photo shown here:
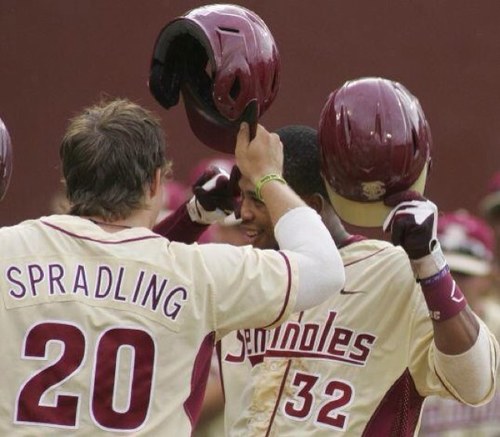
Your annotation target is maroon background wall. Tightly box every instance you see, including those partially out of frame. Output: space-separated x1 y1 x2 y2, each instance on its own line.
1 0 500 231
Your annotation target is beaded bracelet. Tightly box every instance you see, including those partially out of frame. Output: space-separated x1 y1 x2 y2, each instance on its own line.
255 174 287 201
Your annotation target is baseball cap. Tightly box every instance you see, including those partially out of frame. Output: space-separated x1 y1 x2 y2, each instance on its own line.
438 210 495 276
479 171 500 219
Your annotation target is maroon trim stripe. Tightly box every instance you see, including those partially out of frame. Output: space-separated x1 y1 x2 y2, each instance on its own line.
435 366 461 401
41 220 162 244
338 234 367 249
216 340 225 403
263 251 293 329
344 247 389 267
264 312 304 436
265 359 292 437
264 349 366 365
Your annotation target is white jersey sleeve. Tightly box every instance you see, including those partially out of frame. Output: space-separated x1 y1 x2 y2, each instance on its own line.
172 241 299 339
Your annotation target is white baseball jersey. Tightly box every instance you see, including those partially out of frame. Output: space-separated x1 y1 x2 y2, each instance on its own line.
220 238 498 436
418 299 500 437
0 214 298 436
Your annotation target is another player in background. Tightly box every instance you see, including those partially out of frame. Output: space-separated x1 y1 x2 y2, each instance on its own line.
479 171 500 257
218 79 498 435
479 171 500 302
0 115 13 202
419 210 500 436
0 98 346 436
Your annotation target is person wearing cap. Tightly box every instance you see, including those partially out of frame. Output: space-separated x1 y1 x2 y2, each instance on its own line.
419 210 500 436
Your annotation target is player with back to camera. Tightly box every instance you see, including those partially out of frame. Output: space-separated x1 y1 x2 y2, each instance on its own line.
0 98 346 436
166 78 499 436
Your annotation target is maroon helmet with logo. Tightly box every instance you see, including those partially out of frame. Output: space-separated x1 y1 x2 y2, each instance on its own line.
0 116 12 201
149 4 280 153
319 77 432 227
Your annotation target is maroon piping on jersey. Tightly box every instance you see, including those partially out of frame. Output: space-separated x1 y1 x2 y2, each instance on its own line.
265 359 293 437
344 246 390 267
362 368 424 436
338 234 367 249
184 332 216 429
41 220 162 244
265 311 305 436
262 251 293 328
216 340 225 403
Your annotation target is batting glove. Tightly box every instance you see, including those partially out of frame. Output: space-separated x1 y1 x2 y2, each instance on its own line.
187 165 241 225
383 191 447 280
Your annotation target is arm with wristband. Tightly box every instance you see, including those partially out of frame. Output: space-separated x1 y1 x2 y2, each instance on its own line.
384 191 499 404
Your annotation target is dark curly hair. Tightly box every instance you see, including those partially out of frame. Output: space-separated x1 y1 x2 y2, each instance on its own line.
276 125 328 198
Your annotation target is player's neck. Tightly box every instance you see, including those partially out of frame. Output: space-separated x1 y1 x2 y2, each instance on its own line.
85 209 157 232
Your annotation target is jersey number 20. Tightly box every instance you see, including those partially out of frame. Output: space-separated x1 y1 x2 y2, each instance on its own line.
15 321 154 431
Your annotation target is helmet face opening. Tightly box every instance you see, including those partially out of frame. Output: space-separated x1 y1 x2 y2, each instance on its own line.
149 4 280 153
319 77 432 227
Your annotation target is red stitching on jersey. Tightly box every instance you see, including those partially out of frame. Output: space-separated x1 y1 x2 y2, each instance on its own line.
41 220 162 244
263 251 293 328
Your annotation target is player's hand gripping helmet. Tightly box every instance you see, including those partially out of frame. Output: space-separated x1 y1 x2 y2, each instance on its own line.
149 4 280 153
0 116 12 201
319 77 432 227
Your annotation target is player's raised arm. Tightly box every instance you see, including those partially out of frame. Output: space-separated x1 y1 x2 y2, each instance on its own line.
384 191 499 404
235 122 345 311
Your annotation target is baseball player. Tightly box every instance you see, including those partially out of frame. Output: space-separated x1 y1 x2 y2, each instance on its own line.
0 115 12 202
419 211 500 436
153 122 498 436
216 116 498 436
0 98 346 435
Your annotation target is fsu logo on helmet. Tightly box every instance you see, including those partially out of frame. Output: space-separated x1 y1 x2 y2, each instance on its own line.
361 181 386 201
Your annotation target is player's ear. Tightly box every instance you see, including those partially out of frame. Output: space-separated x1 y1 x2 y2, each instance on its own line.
303 193 324 214
149 168 163 198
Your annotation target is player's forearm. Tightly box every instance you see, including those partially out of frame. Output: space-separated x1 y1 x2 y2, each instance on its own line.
432 306 479 354
433 321 498 405
153 202 208 243
258 180 306 226
419 270 477 354
274 206 345 312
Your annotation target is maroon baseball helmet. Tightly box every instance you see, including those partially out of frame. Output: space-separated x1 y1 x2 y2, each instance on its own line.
0 116 12 201
319 77 432 227
149 4 280 153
